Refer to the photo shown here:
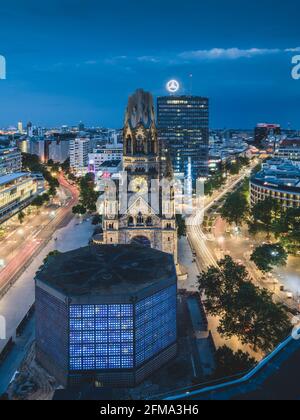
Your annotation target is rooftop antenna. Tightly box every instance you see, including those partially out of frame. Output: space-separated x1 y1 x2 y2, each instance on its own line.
189 73 193 95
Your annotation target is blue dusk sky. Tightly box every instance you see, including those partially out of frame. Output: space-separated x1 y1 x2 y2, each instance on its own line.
0 0 300 129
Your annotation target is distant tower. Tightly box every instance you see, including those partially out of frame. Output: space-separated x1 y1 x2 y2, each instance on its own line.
27 122 33 138
102 89 178 262
18 121 23 134
78 121 85 132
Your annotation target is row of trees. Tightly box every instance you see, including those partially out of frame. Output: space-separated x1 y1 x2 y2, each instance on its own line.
198 256 291 353
205 157 250 196
22 153 59 205
220 182 299 270
72 173 100 216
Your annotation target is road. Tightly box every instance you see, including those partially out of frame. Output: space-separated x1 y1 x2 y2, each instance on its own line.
187 166 254 271
185 162 266 358
0 173 79 296
186 159 300 314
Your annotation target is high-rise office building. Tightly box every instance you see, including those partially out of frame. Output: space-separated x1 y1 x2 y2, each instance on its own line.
157 95 209 179
70 137 90 175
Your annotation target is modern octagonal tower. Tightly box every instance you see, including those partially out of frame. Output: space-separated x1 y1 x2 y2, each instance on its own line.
35 244 177 388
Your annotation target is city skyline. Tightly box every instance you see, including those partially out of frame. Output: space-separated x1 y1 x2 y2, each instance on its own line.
0 0 300 128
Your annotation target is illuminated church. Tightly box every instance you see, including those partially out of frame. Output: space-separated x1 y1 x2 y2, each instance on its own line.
102 89 178 262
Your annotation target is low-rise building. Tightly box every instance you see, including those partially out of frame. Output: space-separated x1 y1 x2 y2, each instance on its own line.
0 172 39 223
250 159 300 208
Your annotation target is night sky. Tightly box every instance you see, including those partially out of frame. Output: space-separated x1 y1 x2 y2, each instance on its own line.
0 0 300 129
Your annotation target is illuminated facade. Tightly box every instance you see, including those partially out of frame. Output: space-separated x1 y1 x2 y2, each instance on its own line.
36 244 177 387
250 159 300 208
0 172 38 223
102 89 178 262
70 137 90 175
157 95 209 179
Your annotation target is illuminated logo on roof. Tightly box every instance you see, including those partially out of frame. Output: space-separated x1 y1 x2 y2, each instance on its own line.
166 80 180 94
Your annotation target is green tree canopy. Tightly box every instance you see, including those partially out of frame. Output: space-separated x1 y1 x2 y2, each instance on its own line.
214 346 256 379
72 204 87 216
198 256 291 353
249 197 281 237
221 190 249 226
251 244 288 273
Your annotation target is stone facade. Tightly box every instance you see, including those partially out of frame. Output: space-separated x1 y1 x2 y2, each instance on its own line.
102 89 178 262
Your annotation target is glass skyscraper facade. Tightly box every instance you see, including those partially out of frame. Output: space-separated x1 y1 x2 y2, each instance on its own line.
68 285 177 373
157 96 209 179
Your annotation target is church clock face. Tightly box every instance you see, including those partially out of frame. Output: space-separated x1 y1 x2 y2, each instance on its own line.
131 177 148 194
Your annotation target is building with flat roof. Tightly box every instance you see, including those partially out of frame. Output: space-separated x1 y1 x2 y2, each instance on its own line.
254 123 281 147
0 147 22 176
88 144 123 174
35 244 177 388
0 172 39 223
157 95 209 179
275 138 300 166
250 159 300 208
70 137 90 175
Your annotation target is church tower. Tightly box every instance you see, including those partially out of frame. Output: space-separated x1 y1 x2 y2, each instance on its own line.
102 89 178 262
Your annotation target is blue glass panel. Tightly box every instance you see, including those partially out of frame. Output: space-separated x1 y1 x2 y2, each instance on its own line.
82 305 95 318
69 303 134 371
83 357 95 370
70 305 82 318
70 358 82 370
95 305 108 318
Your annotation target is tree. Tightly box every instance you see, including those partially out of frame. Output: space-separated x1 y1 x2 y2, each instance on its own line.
251 244 288 273
214 346 256 379
31 195 45 207
22 152 60 199
18 211 25 225
72 204 87 216
221 190 249 226
205 172 227 196
43 250 61 265
78 173 99 213
176 215 186 238
274 208 300 255
198 256 291 353
92 214 102 226
250 197 281 238
61 158 70 173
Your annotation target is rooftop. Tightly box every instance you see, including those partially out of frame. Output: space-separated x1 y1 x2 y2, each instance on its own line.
0 172 31 187
100 160 122 168
279 138 300 148
36 244 176 298
252 159 300 191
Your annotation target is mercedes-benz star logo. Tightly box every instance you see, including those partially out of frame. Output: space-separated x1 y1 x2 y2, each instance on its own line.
166 80 180 93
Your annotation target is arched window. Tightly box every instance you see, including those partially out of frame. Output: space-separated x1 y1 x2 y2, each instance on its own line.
126 136 132 154
136 135 144 154
128 216 134 227
137 212 144 225
146 217 153 226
